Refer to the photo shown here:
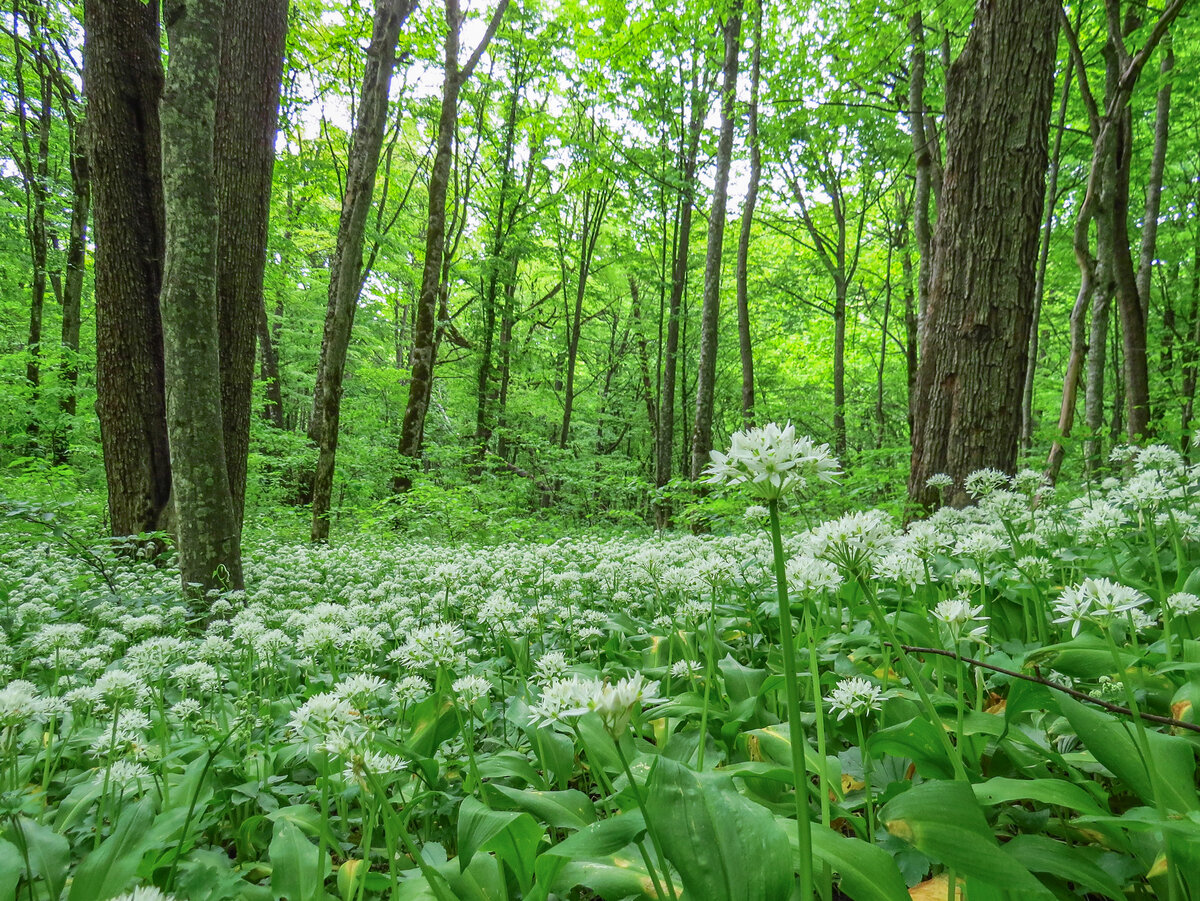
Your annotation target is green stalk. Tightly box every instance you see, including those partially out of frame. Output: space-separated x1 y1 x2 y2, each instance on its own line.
769 499 815 901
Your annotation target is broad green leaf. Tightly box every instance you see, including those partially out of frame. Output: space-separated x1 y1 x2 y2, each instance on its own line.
646 756 791 901
1056 694 1200 812
483 783 596 829
972 776 1107 815
0 839 22 901
867 716 956 780
805 822 908 901
3 817 68 901
69 797 156 901
1002 835 1124 900
880 781 1052 897
268 818 329 901
458 797 523 868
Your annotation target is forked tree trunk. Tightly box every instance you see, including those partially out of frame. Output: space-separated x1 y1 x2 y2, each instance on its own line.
159 0 241 591
85 0 174 537
908 0 1058 509
689 0 742 480
311 0 414 539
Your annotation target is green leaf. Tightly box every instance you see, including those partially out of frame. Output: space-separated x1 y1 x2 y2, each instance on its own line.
1056 694 1200 812
646 756 792 901
1002 835 1125 900
806 823 909 901
483 783 596 830
972 776 1107 815
867 716 956 780
4 817 68 901
880 781 1052 897
69 798 156 901
269 818 329 901
0 839 23 901
530 812 651 901
458 796 545 890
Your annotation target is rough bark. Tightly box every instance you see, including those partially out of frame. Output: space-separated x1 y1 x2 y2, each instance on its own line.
1112 101 1151 441
908 0 1058 510
57 98 89 430
396 0 510 489
85 0 173 537
908 12 934 343
310 0 414 540
1182 191 1200 457
215 0 288 524
159 0 242 591
258 294 285 427
735 0 761 428
1137 36 1172 321
689 0 742 480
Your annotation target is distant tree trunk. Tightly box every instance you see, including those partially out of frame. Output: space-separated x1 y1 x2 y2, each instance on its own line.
215 0 288 525
1021 55 1072 452
396 0 510 489
689 0 742 480
1112 101 1151 441
258 294 285 427
1182 194 1200 458
159 0 241 591
310 0 413 540
877 241 892 449
1138 36 1172 321
908 0 1058 510
898 216 918 438
85 0 174 537
495 277 517 460
655 71 707 529
559 183 612 449
907 12 934 345
735 0 761 428
12 3 52 432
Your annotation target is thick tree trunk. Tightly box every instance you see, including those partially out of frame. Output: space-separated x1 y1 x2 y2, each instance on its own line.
1112 104 1151 441
735 0 761 428
908 0 1058 509
215 0 288 525
1021 56 1071 452
310 0 413 539
689 0 742 480
159 0 241 591
85 0 174 537
1137 37 1173 320
57 110 90 429
908 11 935 351
396 0 509 488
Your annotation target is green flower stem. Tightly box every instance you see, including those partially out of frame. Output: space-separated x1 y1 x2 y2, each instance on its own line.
697 590 719 770
861 583 968 781
854 716 874 843
769 499 816 901
615 741 678 901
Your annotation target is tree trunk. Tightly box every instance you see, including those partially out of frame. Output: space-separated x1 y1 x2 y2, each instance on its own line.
1021 55 1071 452
1181 194 1200 457
689 0 742 480
396 0 510 488
310 0 413 539
160 0 241 591
215 0 288 525
654 72 706 529
258 293 285 427
908 0 1058 509
85 0 174 537
908 12 934 348
735 0 761 428
877 241 892 449
1137 36 1172 321
1112 102 1151 441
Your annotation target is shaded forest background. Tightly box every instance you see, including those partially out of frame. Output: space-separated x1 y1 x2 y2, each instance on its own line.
1 0 1197 540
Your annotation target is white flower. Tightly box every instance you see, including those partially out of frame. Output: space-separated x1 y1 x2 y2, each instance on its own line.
744 505 769 522
828 677 883 720
452 675 491 706
563 673 664 737
785 555 843 594
111 888 175 901
932 597 988 644
703 422 839 501
964 468 1010 499
1166 593 1200 616
1052 578 1148 636
925 473 954 490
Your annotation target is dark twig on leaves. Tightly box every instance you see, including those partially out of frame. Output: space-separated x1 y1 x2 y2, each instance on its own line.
892 643 1200 735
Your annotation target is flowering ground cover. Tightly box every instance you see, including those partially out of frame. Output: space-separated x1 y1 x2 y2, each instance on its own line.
3 435 1200 900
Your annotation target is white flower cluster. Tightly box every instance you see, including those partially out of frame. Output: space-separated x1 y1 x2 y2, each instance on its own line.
704 422 839 501
1052 578 1151 636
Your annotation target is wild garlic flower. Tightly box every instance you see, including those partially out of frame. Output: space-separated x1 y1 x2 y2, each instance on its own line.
785 555 843 594
964 469 1010 499
925 473 954 490
452 675 491 706
828 677 883 720
670 659 701 679
111 888 176 901
1166 593 1200 616
932 597 988 644
703 422 839 501
560 673 664 737
1052 578 1149 636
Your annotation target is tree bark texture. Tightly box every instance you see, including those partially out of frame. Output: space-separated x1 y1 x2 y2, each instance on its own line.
310 0 413 540
85 0 174 536
908 0 1058 510
159 0 242 590
689 0 742 481
215 0 289 525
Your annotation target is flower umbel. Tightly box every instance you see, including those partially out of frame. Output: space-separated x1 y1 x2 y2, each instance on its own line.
703 422 839 501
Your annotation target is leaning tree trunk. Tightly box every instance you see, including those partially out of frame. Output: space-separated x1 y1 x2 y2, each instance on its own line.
159 0 242 592
396 0 509 489
215 0 289 526
85 0 174 537
689 0 742 481
735 0 761 428
908 0 1058 510
310 0 413 540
